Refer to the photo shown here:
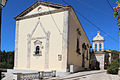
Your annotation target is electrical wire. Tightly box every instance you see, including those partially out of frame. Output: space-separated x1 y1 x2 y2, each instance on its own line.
74 0 116 31
76 0 112 16
61 0 118 42
46 0 62 35
105 0 114 11
61 0 69 5
75 10 117 41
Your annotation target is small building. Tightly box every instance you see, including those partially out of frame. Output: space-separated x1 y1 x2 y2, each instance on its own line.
91 32 119 70
92 32 105 70
13 0 91 75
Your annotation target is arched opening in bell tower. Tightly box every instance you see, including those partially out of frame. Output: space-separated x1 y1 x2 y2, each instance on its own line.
95 44 97 51
99 44 102 51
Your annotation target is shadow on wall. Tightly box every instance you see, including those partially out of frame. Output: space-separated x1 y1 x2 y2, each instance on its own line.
90 54 100 70
89 51 100 70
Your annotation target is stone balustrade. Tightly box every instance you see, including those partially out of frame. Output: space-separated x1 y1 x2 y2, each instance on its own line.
14 70 56 80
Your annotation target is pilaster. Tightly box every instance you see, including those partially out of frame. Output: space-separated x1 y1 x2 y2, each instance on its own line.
93 42 95 51
62 11 68 71
97 43 99 51
101 42 104 51
27 34 31 68
14 21 19 68
44 32 50 69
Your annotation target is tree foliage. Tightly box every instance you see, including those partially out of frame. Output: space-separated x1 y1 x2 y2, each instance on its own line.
0 51 14 69
114 0 120 36
107 58 120 74
116 0 120 4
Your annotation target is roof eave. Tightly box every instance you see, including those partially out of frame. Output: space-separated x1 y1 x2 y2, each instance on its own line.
70 7 91 46
92 40 105 42
14 0 70 20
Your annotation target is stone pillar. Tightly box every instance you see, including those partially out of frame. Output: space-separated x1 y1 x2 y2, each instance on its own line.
101 42 104 51
52 70 56 77
14 21 19 69
97 43 99 51
14 73 23 80
93 42 95 51
38 71 44 79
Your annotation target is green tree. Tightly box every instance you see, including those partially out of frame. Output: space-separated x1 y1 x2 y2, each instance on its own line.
114 0 120 36
0 51 14 69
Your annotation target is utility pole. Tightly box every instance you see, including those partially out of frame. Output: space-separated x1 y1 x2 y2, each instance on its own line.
113 0 120 75
0 0 7 51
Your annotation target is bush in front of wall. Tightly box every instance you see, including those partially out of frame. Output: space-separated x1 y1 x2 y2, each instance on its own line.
107 58 119 74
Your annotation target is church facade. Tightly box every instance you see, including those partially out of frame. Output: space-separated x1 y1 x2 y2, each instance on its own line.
14 0 91 74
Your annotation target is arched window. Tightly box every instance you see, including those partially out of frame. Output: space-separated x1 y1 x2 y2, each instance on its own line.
76 38 80 54
95 44 97 51
34 40 42 55
86 50 88 60
35 46 40 54
82 43 85 48
99 44 102 51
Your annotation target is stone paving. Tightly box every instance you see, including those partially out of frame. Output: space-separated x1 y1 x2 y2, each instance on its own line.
46 70 120 80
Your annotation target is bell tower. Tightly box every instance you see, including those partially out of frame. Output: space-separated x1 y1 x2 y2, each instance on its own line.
92 32 104 52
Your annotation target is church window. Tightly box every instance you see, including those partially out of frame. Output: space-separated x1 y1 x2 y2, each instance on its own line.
38 7 42 12
34 40 42 55
76 38 81 54
82 43 87 50
87 44 89 48
35 46 40 54
76 28 81 36
86 50 88 60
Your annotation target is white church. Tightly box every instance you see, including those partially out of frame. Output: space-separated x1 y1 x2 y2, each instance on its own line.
11 0 91 76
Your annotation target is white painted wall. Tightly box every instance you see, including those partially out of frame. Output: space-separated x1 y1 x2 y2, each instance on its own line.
95 54 104 70
14 5 68 72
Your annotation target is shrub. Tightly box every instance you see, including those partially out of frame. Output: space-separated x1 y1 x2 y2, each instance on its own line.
0 62 12 69
107 58 120 74
0 51 14 69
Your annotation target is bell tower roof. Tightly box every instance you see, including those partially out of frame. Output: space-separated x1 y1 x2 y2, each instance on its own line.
93 31 104 41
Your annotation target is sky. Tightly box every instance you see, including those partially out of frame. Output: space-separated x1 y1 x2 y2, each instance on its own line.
1 0 119 51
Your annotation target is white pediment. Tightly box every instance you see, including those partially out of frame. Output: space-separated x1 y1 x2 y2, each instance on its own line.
25 5 57 16
93 32 104 41
14 1 68 20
